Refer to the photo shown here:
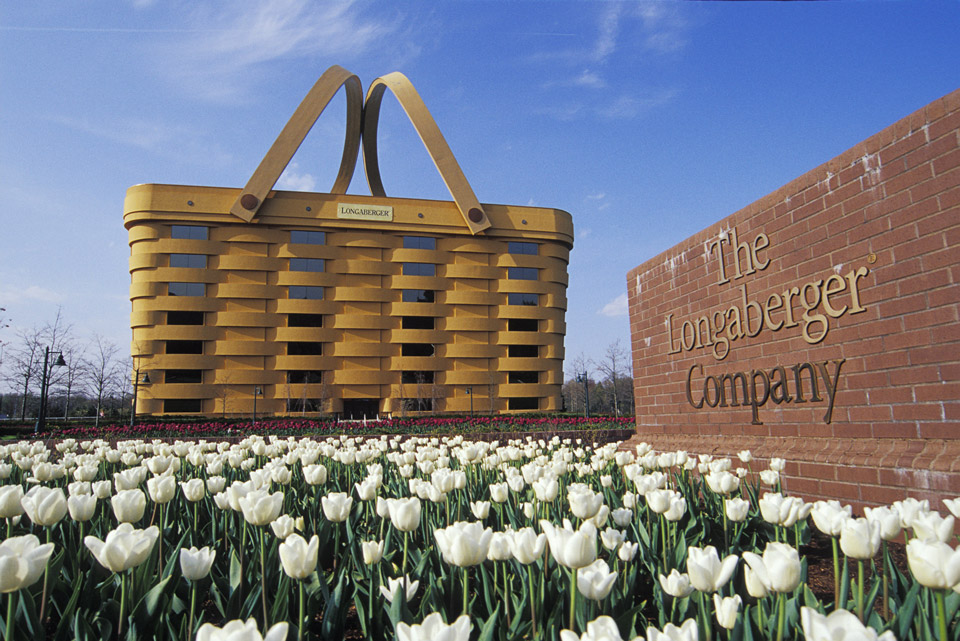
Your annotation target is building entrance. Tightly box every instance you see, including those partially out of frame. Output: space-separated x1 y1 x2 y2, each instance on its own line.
342 399 380 421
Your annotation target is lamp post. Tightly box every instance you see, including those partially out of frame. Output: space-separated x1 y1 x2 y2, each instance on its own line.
576 372 590 418
466 386 473 418
130 368 151 428
34 347 66 434
252 386 263 426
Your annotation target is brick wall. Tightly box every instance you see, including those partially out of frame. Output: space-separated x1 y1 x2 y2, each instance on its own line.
624 89 960 513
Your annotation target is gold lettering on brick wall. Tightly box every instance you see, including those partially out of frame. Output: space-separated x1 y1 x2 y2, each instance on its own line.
665 227 869 360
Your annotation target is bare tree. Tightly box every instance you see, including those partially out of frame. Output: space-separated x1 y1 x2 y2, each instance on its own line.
10 327 43 420
593 339 629 417
87 335 120 427
565 352 592 416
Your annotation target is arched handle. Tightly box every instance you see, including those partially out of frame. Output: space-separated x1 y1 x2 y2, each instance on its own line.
230 65 363 222
362 72 491 235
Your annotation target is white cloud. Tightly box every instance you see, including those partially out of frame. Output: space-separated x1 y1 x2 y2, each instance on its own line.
0 286 66 305
598 292 628 317
162 0 397 101
48 115 233 165
592 4 622 62
586 192 606 201
277 163 318 192
596 89 678 120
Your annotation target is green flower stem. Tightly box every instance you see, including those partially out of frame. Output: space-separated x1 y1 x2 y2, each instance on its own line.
188 582 197 640
462 567 469 617
936 589 947 641
39 527 51 624
831 537 840 607
776 592 786 641
570 568 578 632
298 580 306 641
119 572 127 639
881 542 890 620
527 565 537 638
503 564 509 622
402 531 409 578
661 516 669 573
701 591 712 641
722 512 729 553
6 591 16 641
857 559 865 623
260 527 269 627
158 504 165 574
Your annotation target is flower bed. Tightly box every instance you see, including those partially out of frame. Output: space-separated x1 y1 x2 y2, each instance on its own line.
0 432 956 640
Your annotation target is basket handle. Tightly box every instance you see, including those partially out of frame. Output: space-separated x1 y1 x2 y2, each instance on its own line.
230 65 363 222
362 72 491 235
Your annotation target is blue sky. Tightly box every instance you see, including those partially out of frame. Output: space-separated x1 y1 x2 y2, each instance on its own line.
1 0 958 383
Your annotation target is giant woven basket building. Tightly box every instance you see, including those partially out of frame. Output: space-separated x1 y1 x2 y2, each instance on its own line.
125 186 572 419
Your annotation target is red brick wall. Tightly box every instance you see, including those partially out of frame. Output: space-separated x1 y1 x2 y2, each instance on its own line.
625 89 960 513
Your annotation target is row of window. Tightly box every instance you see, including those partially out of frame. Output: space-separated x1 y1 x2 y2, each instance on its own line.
161 340 540 358
162 395 539 413
168 285 539 305
164 313 537 332
168 259 537 280
170 227 539 255
161 368 538 386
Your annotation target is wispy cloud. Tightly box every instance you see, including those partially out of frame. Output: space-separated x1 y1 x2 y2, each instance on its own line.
526 2 687 123
635 2 689 54
592 4 622 63
598 293 628 317
161 0 397 101
597 89 678 120
0 285 66 305
48 115 233 165
277 162 318 192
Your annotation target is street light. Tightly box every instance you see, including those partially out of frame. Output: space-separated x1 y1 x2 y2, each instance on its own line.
466 386 473 418
576 372 590 418
34 347 66 434
252 386 263 426
130 369 151 428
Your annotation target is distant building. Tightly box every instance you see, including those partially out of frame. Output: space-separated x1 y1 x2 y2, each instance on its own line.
125 185 572 418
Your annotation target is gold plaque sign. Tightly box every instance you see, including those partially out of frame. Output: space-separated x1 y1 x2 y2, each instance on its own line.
337 203 393 221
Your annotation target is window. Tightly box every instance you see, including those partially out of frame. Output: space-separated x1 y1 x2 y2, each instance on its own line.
287 342 323 356
163 399 203 413
401 371 435 384
508 267 538 280
508 345 539 358
166 340 203 355
169 282 205 297
286 398 324 412
291 230 325 245
403 263 436 276
508 371 539 384
167 311 204 325
170 254 207 269
508 397 539 410
403 236 436 250
286 370 324 384
508 318 538 332
508 241 537 255
508 292 538 306
290 258 324 272
171 226 208 240
402 316 435 329
400 398 433 412
288 314 323 327
401 344 435 357
164 370 203 384
402 289 435 303
289 286 324 300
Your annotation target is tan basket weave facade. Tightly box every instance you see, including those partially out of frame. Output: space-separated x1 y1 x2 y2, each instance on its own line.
125 184 572 417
